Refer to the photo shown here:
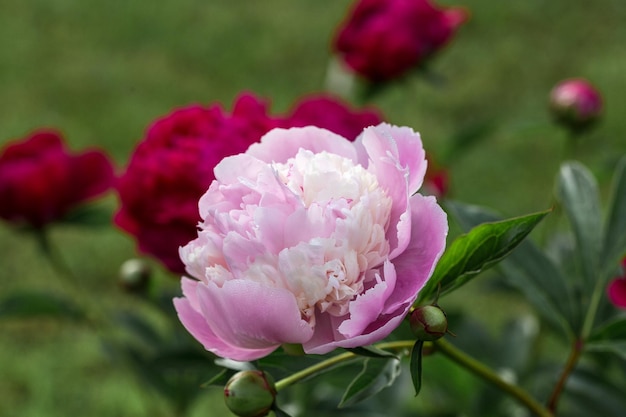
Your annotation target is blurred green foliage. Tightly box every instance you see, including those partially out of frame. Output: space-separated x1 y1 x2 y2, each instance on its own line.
1 0 625 416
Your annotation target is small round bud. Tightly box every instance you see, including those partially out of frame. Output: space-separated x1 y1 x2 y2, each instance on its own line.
549 78 603 133
410 305 448 341
118 259 151 294
224 370 276 417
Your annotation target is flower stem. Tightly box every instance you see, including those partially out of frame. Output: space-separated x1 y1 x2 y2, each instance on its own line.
433 338 553 417
274 341 414 391
546 338 583 413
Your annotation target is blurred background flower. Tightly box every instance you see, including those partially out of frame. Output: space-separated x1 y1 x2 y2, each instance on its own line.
0 129 114 228
334 0 467 82
550 78 603 134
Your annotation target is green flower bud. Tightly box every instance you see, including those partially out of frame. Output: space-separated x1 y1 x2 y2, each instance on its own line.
118 259 151 294
224 370 276 417
410 305 448 341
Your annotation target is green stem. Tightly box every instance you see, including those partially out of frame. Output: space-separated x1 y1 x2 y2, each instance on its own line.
433 338 553 417
274 341 414 391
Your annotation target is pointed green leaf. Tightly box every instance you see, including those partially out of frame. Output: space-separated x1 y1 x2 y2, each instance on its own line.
556 162 603 289
417 209 550 304
446 201 578 339
0 291 86 321
272 405 294 417
409 340 424 396
588 317 626 342
338 357 401 407
200 368 232 388
344 346 399 359
561 367 626 417
601 157 626 276
60 203 112 228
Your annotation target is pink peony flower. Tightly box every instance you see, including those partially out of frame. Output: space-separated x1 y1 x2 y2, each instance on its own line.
334 0 468 82
0 129 114 228
281 94 383 140
174 124 448 360
607 258 626 309
549 78 603 132
114 94 278 274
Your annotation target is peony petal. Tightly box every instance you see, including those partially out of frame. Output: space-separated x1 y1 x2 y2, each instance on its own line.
385 194 448 312
337 260 397 338
174 297 273 361
195 280 314 358
247 127 358 164
304 310 407 355
357 125 413 257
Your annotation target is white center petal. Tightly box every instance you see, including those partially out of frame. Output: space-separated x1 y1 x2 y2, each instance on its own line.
196 149 393 324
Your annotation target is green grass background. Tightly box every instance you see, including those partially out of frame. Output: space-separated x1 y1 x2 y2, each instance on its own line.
1 1 625 416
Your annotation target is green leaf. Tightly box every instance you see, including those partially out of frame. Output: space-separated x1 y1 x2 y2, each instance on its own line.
0 291 86 321
446 201 578 339
200 368 232 388
601 157 626 276
338 357 401 408
344 346 399 359
409 340 424 396
584 341 626 360
417 209 550 304
60 203 112 227
560 367 626 416
588 317 626 342
556 162 603 289
271 405 294 417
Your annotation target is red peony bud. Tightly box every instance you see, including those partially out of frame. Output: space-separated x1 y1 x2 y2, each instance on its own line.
607 258 626 309
549 78 603 133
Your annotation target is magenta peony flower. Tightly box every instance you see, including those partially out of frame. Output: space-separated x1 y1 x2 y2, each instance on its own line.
0 129 114 228
334 0 467 82
549 78 603 132
174 124 448 360
607 258 626 309
281 94 383 140
115 94 278 274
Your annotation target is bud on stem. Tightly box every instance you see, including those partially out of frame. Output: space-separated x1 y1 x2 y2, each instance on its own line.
224 370 277 417
410 305 448 341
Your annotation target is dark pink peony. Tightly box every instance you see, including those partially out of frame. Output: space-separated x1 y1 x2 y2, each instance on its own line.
334 0 467 82
0 129 114 228
549 78 603 132
114 94 278 274
174 124 448 360
281 94 383 140
607 258 626 309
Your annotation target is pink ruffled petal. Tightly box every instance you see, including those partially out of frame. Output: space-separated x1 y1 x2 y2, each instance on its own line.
337 261 397 338
385 194 448 311
196 280 314 354
357 125 413 257
247 127 358 164
303 309 407 355
174 297 273 361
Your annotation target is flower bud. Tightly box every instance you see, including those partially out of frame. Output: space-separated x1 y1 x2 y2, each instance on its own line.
549 78 603 132
224 370 276 417
118 259 151 294
410 305 448 341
